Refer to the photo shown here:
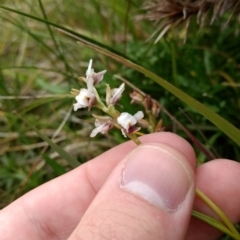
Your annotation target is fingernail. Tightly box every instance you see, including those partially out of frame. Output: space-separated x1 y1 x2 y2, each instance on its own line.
120 143 192 211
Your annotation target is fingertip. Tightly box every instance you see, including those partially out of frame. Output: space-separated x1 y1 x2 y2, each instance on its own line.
186 159 240 240
139 132 196 168
195 159 240 219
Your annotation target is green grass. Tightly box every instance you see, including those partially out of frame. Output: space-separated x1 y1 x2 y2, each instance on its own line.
0 0 240 211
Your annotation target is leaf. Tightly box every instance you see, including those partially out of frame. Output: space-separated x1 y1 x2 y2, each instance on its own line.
36 77 67 94
43 154 66 176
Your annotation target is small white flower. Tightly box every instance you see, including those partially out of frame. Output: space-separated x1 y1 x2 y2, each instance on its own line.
90 118 113 137
86 59 93 78
73 88 96 111
117 111 144 137
106 83 125 106
74 59 106 111
86 59 107 85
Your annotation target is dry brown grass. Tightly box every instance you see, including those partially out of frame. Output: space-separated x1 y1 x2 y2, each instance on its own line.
138 0 240 42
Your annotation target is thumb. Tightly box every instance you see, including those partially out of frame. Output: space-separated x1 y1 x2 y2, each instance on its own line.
68 142 195 240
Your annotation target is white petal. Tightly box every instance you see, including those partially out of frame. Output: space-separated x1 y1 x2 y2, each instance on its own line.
110 83 125 104
86 77 94 92
93 70 107 85
134 111 144 121
90 131 97 138
75 90 89 106
75 88 88 99
94 119 102 127
86 59 93 77
90 125 103 137
117 112 136 130
121 128 127 138
73 102 83 111
74 88 95 109
90 120 112 137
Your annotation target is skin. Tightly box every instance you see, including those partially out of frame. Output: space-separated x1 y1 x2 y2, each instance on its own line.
0 132 239 240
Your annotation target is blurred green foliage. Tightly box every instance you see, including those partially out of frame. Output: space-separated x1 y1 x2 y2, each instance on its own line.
0 0 239 208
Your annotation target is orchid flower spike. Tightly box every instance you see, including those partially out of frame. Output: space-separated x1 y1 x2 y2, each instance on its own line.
117 111 144 137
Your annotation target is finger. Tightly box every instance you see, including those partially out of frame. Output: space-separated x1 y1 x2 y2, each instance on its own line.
0 132 196 240
68 142 196 240
186 159 240 240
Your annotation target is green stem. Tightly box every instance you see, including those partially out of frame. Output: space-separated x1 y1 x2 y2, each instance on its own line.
196 188 240 237
170 41 178 86
127 133 142 145
192 210 240 240
147 111 156 133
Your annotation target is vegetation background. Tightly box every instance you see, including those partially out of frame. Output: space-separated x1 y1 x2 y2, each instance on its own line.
0 0 239 215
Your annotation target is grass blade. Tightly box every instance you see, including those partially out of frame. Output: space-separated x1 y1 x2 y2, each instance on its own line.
192 210 240 240
0 5 126 58
42 154 66 176
15 112 80 168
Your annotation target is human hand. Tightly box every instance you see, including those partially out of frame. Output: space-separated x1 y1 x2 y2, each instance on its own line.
0 132 240 240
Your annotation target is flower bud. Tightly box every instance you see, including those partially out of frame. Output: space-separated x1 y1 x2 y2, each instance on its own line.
90 117 113 137
106 83 125 106
152 100 161 117
130 91 144 104
143 95 153 111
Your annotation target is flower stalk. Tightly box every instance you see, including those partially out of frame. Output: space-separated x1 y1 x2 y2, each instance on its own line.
71 59 240 239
